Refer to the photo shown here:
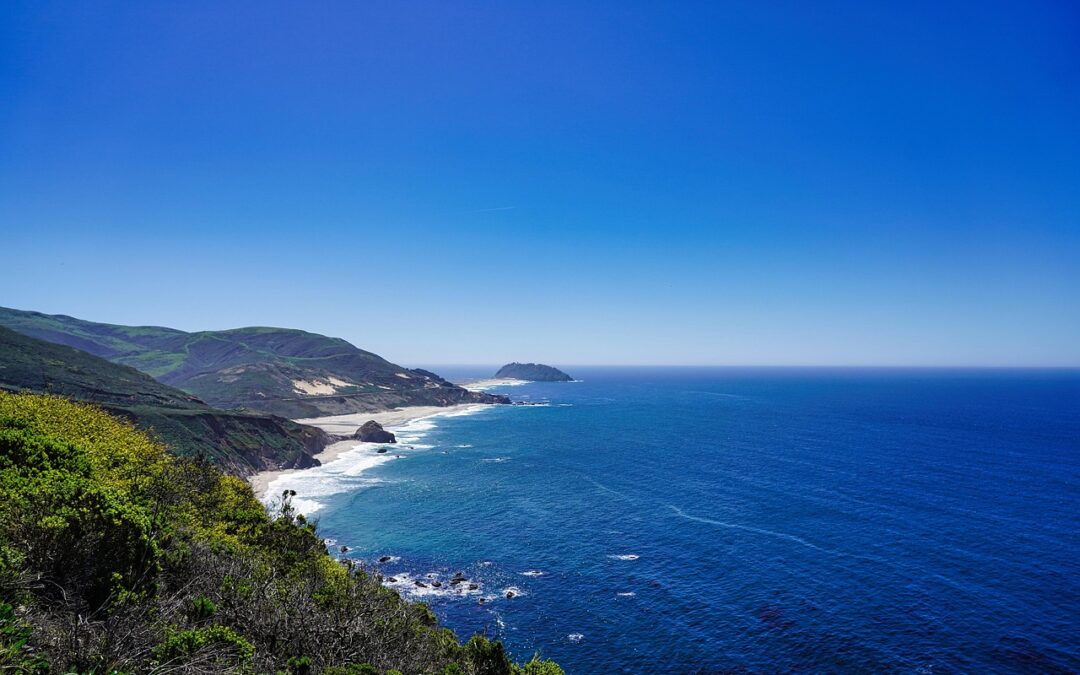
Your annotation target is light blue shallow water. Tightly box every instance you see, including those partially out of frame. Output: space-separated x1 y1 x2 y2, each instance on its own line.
282 367 1080 673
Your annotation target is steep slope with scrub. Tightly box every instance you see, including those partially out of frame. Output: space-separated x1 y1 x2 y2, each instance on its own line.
0 391 561 674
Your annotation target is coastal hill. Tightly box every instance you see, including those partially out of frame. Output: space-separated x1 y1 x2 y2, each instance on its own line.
495 362 574 382
0 325 330 475
0 391 561 673
0 307 509 418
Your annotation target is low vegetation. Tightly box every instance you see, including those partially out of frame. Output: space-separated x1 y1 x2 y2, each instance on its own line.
0 391 561 674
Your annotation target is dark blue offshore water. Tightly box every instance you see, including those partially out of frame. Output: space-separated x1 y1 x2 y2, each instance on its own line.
306 368 1080 673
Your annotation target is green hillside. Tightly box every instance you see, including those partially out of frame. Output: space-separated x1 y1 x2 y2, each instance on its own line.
0 391 561 674
0 307 508 417
0 326 329 475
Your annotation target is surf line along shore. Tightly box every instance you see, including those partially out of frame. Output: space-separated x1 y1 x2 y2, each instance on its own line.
245 403 494 501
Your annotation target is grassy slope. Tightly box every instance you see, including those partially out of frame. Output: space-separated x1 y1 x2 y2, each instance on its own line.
0 307 507 417
0 326 329 476
0 392 562 674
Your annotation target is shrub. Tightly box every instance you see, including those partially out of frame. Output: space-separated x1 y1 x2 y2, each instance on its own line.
152 625 255 670
0 392 562 673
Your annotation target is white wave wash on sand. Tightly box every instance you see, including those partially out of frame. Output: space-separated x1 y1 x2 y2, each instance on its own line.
461 378 530 392
253 404 494 514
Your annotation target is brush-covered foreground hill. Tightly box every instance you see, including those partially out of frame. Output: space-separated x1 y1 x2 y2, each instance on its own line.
0 391 562 674
0 326 329 476
0 307 509 418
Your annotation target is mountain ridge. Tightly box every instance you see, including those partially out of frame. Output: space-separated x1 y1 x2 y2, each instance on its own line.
0 325 331 475
0 307 509 417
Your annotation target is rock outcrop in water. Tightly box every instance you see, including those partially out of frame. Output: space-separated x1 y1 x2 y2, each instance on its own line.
355 420 396 443
494 362 574 382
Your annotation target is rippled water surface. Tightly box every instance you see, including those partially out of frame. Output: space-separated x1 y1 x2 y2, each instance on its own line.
295 368 1080 673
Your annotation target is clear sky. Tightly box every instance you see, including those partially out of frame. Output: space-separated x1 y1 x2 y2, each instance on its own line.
2 2 1078 366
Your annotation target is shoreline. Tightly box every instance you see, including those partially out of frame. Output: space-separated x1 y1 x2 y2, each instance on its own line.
461 377 529 391
247 403 493 500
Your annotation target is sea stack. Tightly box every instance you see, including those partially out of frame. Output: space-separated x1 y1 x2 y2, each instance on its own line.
354 420 396 443
494 362 574 382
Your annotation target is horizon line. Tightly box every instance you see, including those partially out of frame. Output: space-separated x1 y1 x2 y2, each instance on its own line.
413 363 1080 370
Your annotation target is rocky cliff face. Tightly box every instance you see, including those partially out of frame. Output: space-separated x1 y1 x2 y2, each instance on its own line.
494 362 574 382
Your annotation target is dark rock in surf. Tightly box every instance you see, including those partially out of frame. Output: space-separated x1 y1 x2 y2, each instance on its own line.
355 420 396 444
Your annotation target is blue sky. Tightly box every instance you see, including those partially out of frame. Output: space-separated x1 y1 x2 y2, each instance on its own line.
2 1 1078 366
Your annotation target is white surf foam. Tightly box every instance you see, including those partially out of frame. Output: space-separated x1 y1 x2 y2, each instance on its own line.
382 572 482 599
519 570 545 577
263 405 499 515
264 442 396 514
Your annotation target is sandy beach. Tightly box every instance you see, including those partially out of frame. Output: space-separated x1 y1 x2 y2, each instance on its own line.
247 403 489 499
460 377 528 392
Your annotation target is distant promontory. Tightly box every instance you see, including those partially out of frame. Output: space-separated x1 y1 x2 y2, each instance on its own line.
494 362 574 382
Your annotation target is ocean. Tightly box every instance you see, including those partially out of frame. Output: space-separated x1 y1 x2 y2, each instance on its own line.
266 367 1080 673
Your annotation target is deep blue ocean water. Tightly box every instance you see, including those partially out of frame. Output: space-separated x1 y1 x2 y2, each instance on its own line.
273 368 1080 673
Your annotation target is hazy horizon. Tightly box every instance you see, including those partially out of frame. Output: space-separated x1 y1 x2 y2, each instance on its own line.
3 302 1078 369
4 2 1078 367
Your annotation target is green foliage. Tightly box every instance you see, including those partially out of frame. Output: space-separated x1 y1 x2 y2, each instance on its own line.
0 603 48 672
0 392 559 674
515 658 565 675
152 625 254 669
321 665 379 675
189 594 217 621
286 654 314 673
